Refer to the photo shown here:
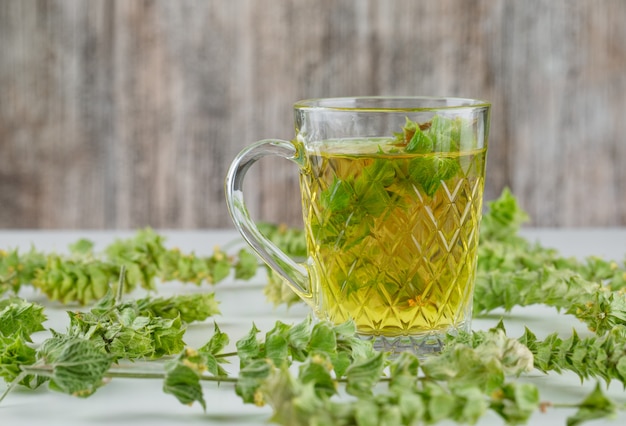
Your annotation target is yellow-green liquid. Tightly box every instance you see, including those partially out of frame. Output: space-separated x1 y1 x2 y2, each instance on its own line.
301 140 486 337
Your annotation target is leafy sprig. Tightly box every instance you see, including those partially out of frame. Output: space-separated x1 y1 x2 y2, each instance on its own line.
0 228 259 305
0 276 221 403
2 188 626 425
0 298 47 388
475 190 626 335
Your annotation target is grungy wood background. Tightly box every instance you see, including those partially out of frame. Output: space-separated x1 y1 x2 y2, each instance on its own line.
1 0 625 229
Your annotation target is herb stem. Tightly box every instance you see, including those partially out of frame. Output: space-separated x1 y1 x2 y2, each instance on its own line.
18 364 239 384
0 371 27 404
214 351 238 359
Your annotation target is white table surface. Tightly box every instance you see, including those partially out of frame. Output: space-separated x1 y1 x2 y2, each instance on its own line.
1 228 626 426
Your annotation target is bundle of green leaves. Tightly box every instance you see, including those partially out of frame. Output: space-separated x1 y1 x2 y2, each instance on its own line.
1 188 626 426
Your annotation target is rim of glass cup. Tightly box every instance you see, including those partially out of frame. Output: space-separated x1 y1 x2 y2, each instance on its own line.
294 96 491 112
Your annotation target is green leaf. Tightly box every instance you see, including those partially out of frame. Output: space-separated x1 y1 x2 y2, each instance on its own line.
259 365 327 426
235 359 272 404
0 298 46 341
405 126 433 153
354 398 381 426
307 322 337 354
424 382 458 422
136 292 220 323
46 338 112 397
451 386 489 424
566 383 617 426
68 239 95 256
150 317 186 357
199 322 229 356
234 249 259 280
66 293 190 361
345 351 385 398
162 349 207 410
387 351 421 395
298 352 337 398
321 177 353 213
480 187 529 243
409 155 460 197
236 323 262 366
286 316 313 360
490 382 540 424
265 332 289 368
429 115 461 152
0 334 41 387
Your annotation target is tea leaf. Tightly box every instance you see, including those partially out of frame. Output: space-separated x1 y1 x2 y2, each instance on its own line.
321 177 353 213
409 155 460 196
405 126 433 153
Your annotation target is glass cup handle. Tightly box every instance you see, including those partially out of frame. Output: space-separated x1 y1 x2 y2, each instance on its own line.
224 139 311 301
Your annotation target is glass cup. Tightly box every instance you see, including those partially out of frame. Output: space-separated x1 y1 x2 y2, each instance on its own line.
225 97 491 356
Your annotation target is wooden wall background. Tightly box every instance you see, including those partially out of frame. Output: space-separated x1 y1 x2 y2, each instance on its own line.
1 0 625 229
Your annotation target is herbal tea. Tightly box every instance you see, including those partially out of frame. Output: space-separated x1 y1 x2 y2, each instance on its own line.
226 97 491 354
301 123 486 337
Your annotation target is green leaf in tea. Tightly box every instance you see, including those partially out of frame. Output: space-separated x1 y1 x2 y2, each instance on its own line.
405 126 434 154
409 154 460 197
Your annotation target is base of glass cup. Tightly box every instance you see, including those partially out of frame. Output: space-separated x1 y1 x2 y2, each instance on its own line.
360 321 471 358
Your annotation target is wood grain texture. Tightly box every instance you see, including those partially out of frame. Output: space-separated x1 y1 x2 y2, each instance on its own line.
1 0 625 229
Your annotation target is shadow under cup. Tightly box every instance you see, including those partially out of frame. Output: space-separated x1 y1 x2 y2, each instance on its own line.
225 97 491 356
